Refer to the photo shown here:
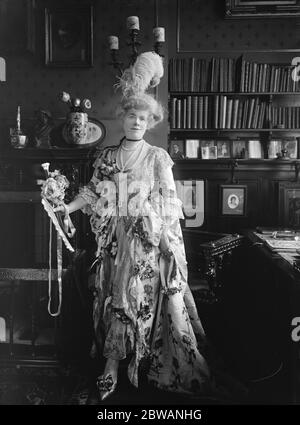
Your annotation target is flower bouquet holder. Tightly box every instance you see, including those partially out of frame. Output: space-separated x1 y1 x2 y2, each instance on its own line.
40 163 75 317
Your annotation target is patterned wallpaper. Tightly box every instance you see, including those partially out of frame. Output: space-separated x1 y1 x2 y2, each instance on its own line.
0 0 168 149
177 0 300 53
0 0 299 150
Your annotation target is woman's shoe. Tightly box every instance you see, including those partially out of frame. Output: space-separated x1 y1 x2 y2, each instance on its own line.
96 373 117 401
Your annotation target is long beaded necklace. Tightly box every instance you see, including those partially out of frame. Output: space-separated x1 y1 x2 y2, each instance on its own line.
116 139 145 214
117 139 145 173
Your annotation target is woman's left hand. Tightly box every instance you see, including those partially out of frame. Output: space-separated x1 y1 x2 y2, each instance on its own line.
159 231 173 261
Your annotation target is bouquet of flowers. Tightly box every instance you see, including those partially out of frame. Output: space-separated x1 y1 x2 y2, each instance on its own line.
58 91 92 113
41 164 69 206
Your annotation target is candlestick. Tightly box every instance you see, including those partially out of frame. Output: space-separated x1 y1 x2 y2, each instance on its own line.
108 16 165 75
153 27 165 42
108 35 119 50
127 16 139 31
17 105 20 132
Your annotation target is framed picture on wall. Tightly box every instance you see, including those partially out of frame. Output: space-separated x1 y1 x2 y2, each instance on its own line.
220 185 247 216
45 5 94 67
278 182 300 227
169 139 185 159
225 1 300 18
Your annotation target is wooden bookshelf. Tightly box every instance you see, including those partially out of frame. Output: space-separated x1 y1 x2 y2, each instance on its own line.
168 57 300 161
170 92 300 96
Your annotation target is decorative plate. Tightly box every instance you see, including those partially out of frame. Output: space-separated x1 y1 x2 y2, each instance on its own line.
62 117 106 148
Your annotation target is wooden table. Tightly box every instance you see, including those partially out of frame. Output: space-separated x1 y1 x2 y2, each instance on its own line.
243 229 300 404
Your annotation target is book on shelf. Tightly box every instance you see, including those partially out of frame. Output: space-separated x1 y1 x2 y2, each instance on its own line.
170 92 300 130
169 56 300 93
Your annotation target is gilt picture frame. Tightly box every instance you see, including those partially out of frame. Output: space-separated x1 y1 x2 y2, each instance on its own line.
225 0 300 19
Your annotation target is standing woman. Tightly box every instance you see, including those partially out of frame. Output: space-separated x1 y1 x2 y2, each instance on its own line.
56 53 212 401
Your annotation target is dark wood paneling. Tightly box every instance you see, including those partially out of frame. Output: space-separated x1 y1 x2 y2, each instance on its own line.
173 159 299 232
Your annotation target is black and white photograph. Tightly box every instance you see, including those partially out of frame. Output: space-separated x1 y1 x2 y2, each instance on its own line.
200 140 217 159
217 140 231 158
169 139 185 159
232 140 247 159
220 185 247 216
1 0 300 417
185 139 199 158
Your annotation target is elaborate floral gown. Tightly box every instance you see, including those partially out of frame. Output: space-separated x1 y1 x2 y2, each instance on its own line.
79 141 211 394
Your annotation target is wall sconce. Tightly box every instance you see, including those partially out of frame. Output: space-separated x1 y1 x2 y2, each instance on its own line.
107 16 165 75
0 57 6 82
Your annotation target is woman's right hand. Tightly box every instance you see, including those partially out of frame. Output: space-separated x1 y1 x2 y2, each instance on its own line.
53 204 69 215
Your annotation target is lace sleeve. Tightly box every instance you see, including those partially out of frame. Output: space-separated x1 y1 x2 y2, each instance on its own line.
155 148 174 175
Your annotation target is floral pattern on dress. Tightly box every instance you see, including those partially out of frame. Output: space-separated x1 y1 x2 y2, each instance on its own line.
81 143 211 394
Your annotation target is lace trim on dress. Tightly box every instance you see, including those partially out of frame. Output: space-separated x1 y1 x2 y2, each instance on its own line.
78 185 99 215
155 147 174 174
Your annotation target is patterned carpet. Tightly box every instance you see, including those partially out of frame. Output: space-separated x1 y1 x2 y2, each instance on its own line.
0 367 91 405
0 365 237 405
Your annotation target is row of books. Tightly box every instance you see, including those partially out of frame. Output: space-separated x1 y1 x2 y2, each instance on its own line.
170 95 300 130
170 95 268 129
269 106 300 129
169 56 300 93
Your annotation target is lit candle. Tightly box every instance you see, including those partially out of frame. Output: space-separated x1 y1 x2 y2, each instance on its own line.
108 35 119 50
153 27 165 42
17 105 20 132
127 16 139 30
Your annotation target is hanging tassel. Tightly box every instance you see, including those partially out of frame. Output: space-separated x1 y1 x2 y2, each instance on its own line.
47 220 63 317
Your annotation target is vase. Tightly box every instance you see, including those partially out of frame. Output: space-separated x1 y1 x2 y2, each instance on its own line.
64 112 88 146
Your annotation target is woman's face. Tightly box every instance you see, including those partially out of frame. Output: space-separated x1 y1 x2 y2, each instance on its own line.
123 108 149 140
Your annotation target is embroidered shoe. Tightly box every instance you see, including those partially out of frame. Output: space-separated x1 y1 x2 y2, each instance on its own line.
96 373 117 401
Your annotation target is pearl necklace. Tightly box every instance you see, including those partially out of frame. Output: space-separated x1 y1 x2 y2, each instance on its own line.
117 139 145 172
121 139 143 151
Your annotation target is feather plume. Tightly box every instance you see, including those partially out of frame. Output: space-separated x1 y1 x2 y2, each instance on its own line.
115 51 164 97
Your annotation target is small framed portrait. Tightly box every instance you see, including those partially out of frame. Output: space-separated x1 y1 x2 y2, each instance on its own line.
282 138 298 159
45 5 94 67
169 139 185 160
185 139 200 159
278 182 300 227
200 140 217 159
217 140 231 158
232 140 247 159
248 139 263 159
175 179 205 227
220 185 247 216
268 140 282 159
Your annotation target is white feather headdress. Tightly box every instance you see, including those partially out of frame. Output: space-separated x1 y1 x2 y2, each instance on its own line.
116 51 164 97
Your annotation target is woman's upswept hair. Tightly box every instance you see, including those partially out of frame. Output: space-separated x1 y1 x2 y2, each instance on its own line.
116 93 164 129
